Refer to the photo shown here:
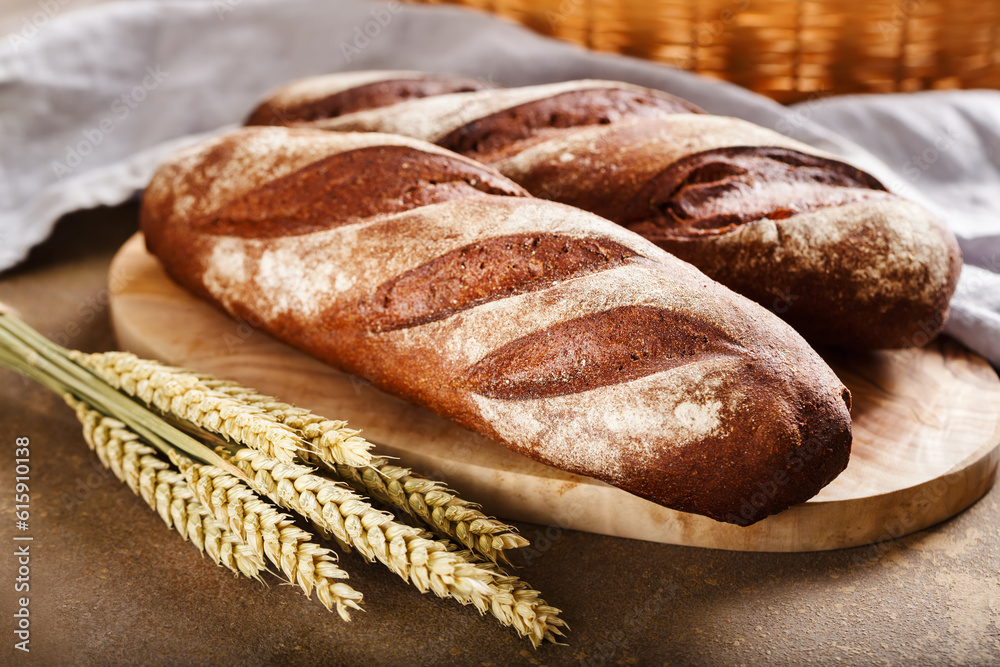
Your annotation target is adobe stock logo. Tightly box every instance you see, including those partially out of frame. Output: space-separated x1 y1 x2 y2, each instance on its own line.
339 2 404 64
50 65 170 179
5 0 72 52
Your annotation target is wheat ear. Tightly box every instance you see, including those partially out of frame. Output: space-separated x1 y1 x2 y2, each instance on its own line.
490 574 569 647
72 351 306 464
333 458 528 564
204 382 526 564
229 447 565 646
176 458 364 622
67 395 265 580
200 380 373 468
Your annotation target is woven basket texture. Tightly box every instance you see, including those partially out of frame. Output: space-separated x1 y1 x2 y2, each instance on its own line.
407 0 1000 102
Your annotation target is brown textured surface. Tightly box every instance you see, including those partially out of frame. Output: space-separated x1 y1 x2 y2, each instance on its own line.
436 88 700 162
406 0 1000 104
245 75 488 126
657 201 964 349
358 234 639 333
192 145 528 238
620 147 888 237
2 204 999 665
466 306 737 400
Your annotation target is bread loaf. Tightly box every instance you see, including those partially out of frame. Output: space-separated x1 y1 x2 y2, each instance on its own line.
245 71 489 126
257 74 961 349
492 116 963 348
142 126 852 526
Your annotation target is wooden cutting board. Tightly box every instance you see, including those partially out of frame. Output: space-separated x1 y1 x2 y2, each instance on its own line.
109 233 1000 552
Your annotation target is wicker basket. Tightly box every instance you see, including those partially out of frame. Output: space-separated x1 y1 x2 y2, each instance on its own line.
407 0 1000 103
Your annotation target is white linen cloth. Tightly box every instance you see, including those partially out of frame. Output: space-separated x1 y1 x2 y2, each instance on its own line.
1 0 998 361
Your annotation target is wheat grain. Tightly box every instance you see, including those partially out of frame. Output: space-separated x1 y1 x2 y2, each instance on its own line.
229 447 564 645
178 459 364 621
198 380 375 468
491 573 569 647
334 458 528 564
151 466 266 581
73 351 304 463
67 395 266 580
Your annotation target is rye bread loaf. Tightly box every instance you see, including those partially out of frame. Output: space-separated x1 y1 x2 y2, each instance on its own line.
141 125 853 526
491 117 963 348
258 74 961 349
245 71 489 126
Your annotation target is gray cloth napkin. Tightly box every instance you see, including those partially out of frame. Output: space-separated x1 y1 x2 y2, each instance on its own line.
2 0 998 362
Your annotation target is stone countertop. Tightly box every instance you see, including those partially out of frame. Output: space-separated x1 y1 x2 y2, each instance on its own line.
1 205 998 666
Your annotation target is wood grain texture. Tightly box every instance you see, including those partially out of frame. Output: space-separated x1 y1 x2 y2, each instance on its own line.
109 233 1000 551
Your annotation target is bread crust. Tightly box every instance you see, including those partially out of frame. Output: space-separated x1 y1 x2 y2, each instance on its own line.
245 71 489 126
143 126 853 525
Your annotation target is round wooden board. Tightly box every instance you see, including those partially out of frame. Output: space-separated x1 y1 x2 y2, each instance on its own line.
109 233 1000 552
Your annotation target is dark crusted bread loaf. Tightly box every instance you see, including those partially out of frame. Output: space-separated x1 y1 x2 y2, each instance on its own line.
245 71 489 126
142 126 852 526
491 117 963 348
259 74 962 349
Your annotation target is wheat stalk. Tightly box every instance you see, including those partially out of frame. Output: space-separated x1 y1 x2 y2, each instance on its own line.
175 457 364 622
0 319 242 477
74 350 550 633
204 382 527 564
73 351 307 464
0 313 565 645
80 353 526 563
228 447 566 646
67 395 265 580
